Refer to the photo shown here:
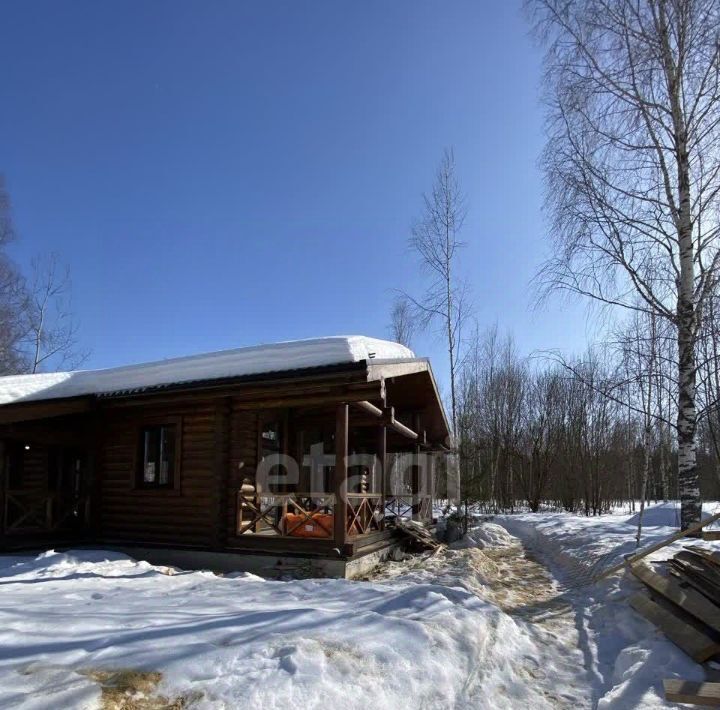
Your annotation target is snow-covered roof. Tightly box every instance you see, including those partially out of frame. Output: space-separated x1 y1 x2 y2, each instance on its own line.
0 336 415 406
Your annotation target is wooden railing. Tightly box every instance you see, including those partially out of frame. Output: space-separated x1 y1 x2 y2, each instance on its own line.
384 494 432 522
384 495 413 519
347 493 383 536
3 491 90 534
236 491 432 540
236 492 336 539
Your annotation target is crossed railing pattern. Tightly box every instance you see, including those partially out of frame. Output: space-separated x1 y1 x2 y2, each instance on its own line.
236 491 433 539
347 493 383 536
384 494 433 521
4 491 90 533
236 493 336 538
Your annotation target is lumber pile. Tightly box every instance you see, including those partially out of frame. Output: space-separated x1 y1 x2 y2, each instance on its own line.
595 511 720 582
669 549 720 606
630 551 720 663
663 679 720 707
389 519 441 552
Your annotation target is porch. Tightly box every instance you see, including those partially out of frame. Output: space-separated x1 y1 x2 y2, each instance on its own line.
227 401 437 561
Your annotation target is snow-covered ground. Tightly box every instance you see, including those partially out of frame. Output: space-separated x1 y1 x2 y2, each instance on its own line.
0 502 715 708
496 501 720 709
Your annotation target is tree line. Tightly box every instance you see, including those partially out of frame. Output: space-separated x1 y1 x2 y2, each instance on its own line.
454 319 720 517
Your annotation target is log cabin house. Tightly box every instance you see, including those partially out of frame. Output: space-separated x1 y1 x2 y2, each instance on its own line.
0 336 451 578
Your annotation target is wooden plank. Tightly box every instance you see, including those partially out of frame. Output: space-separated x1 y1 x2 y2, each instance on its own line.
629 593 720 662
664 679 720 706
669 561 720 606
630 561 720 633
392 518 440 550
702 531 720 541
675 552 720 594
595 511 720 581
688 547 720 568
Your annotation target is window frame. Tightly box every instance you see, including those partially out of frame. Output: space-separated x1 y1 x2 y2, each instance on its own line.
132 416 182 493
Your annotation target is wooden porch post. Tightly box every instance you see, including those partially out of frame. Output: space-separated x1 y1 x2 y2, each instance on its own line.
212 397 232 549
0 440 5 540
334 403 349 549
377 425 386 529
411 442 421 521
411 413 421 521
428 453 435 520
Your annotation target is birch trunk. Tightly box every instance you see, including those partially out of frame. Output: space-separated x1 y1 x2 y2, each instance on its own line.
670 30 701 529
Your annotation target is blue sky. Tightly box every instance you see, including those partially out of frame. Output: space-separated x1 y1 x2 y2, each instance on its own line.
0 1 589 389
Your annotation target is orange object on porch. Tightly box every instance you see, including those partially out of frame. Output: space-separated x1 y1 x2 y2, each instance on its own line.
283 512 334 538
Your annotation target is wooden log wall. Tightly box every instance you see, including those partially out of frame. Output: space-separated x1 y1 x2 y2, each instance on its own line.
98 396 266 549
98 401 220 547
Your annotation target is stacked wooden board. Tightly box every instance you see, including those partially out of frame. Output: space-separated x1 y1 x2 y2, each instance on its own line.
663 680 720 707
630 548 720 705
389 519 441 552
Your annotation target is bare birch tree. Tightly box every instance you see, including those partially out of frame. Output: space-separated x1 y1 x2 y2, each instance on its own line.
405 148 469 437
21 253 87 373
388 296 415 348
530 0 720 527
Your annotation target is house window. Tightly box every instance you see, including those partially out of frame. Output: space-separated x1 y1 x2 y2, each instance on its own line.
137 424 177 489
49 448 83 494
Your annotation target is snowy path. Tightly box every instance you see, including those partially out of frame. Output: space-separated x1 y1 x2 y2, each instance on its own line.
373 526 593 708
496 505 717 709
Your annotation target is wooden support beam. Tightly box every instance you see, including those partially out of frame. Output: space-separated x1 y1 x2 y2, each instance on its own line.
233 387 382 411
353 400 383 418
352 404 436 445
377 425 386 530
383 407 418 441
630 561 720 634
664 680 720 706
629 593 720 662
334 403 349 550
